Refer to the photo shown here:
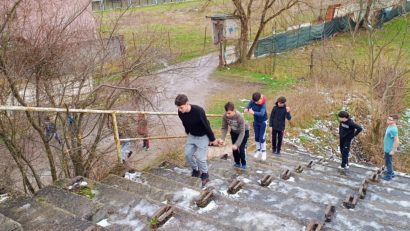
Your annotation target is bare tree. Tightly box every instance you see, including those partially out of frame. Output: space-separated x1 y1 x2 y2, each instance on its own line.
0 0 173 192
231 0 301 62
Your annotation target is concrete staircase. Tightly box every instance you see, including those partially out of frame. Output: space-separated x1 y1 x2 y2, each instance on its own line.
1 148 410 230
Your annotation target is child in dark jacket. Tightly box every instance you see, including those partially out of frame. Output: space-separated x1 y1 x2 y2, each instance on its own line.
244 92 268 161
338 111 362 169
269 96 291 154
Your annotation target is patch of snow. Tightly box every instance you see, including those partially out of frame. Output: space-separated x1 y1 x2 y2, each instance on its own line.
206 179 225 188
256 170 263 174
79 181 88 187
132 199 159 216
234 211 302 230
184 220 220 231
173 167 191 175
0 193 9 203
110 199 157 230
219 189 241 199
124 171 143 183
96 219 110 227
237 176 252 184
17 203 31 211
288 177 295 182
197 200 218 214
173 187 200 210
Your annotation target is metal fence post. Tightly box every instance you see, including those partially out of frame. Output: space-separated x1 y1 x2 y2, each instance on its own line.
111 112 122 163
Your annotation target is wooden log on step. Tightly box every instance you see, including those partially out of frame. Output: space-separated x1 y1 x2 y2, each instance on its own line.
260 175 273 187
361 179 369 191
220 153 229 160
227 180 243 194
369 173 380 183
343 194 358 209
195 190 214 208
281 169 291 180
358 185 367 199
306 219 324 231
306 160 314 168
150 205 174 229
294 164 304 174
324 205 336 222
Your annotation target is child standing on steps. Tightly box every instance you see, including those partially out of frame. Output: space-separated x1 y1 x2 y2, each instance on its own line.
244 92 268 161
219 102 250 169
137 113 150 151
269 96 291 155
338 111 362 170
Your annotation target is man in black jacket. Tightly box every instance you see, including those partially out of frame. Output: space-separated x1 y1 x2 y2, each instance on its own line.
269 96 291 154
175 94 218 187
338 111 363 169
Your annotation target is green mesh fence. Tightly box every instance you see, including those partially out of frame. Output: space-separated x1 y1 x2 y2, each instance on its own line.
255 3 409 57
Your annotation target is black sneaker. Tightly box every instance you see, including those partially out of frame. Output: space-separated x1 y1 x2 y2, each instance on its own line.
201 178 210 187
191 169 200 178
200 173 209 187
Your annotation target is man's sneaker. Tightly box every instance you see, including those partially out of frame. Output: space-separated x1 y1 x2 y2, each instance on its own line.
345 165 349 170
201 178 210 187
233 163 241 168
253 150 261 159
383 176 392 181
241 165 247 170
338 166 345 170
276 150 281 155
200 173 209 187
191 169 200 178
261 151 267 161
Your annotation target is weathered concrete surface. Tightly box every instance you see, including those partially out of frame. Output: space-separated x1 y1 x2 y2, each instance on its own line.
1 147 409 230
0 213 23 231
35 185 105 221
0 196 100 231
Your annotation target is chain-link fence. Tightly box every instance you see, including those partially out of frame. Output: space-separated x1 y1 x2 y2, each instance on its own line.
255 2 410 57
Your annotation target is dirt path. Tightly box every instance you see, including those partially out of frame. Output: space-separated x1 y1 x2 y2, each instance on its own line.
127 53 223 169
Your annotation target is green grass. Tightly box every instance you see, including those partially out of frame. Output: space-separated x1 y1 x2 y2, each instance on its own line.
95 0 208 14
77 186 95 199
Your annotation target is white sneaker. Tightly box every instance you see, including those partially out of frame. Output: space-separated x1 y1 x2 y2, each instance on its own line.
345 165 349 169
253 150 261 159
261 151 267 161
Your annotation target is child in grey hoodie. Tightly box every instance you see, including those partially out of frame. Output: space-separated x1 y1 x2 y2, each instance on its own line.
219 102 250 169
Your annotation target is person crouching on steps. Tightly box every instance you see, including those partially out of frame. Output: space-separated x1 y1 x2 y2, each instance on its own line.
269 96 291 155
175 94 218 187
338 111 362 170
219 102 250 170
244 92 268 161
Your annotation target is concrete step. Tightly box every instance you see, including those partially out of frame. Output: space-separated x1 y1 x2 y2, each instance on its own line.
103 174 304 230
0 213 23 231
74 177 231 231
215 158 410 214
291 149 410 183
36 185 105 222
0 195 100 231
148 165 310 229
154 161 410 231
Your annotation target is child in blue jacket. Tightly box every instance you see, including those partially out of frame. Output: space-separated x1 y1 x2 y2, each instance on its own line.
244 92 268 161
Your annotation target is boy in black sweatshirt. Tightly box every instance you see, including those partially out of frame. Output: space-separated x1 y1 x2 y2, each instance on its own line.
269 96 291 154
338 111 363 169
175 94 218 187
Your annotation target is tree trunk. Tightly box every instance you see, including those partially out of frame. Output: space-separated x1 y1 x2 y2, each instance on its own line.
238 19 249 63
